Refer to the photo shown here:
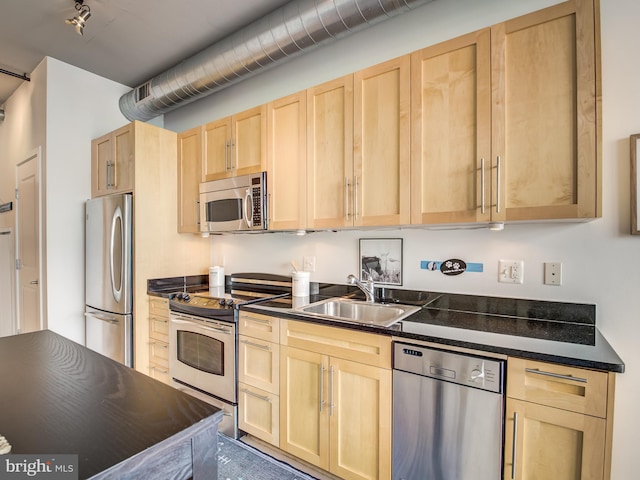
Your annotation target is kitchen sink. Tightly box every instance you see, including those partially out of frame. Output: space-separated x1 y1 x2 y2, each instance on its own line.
295 297 421 328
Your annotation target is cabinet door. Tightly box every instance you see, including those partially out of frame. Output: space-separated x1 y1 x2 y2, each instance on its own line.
112 124 134 194
307 75 354 229
267 92 307 230
492 0 600 221
91 132 113 198
411 29 492 224
330 357 391 480
177 126 204 233
354 56 411 227
232 105 267 177
204 117 232 181
239 335 279 394
280 346 329 470
504 398 606 480
238 382 280 446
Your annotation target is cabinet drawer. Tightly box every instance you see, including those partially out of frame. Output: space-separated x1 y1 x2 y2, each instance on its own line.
149 297 170 318
238 382 279 447
239 335 279 394
149 362 171 384
149 340 169 368
238 311 279 343
507 357 609 418
149 315 169 343
280 319 391 368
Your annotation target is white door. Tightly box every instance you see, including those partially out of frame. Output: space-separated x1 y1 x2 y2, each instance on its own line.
0 229 15 337
16 149 42 333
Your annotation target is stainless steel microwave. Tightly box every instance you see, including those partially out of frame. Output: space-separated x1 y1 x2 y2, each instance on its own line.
199 172 267 233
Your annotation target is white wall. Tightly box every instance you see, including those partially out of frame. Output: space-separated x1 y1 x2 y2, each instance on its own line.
0 57 131 343
44 58 131 342
164 0 639 477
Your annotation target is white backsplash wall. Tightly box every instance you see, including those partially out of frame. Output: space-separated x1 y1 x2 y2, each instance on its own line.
210 221 608 305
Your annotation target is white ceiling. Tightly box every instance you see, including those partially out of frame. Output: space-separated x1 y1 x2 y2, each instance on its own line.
0 0 291 105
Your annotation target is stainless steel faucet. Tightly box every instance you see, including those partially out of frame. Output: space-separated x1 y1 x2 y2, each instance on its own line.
347 273 376 303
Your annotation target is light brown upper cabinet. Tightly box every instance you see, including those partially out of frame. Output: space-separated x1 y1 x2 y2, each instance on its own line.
307 75 354 230
177 126 204 233
203 105 267 181
267 92 307 231
412 0 600 225
492 0 600 221
354 56 411 227
411 29 492 224
91 123 134 197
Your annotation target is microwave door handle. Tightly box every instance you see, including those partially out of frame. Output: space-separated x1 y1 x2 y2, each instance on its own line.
244 188 252 228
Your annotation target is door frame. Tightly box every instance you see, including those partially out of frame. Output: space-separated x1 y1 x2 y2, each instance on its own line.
15 146 45 333
0 227 15 336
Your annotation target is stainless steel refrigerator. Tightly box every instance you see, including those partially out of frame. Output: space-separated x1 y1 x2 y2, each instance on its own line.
85 193 133 367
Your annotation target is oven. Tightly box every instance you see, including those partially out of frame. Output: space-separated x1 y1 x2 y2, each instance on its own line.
169 309 238 438
168 273 293 439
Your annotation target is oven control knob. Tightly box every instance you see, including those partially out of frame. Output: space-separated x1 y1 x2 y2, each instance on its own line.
218 298 226 306
183 294 191 302
226 299 235 308
175 293 183 300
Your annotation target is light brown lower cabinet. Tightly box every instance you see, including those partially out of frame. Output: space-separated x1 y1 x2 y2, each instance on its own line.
280 320 392 480
504 357 615 480
238 312 280 446
148 296 171 385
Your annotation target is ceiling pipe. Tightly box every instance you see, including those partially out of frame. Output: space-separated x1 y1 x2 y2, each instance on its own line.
119 0 433 121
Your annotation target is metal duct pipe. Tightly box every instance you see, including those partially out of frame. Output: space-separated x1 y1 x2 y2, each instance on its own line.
0 109 4 122
120 0 433 121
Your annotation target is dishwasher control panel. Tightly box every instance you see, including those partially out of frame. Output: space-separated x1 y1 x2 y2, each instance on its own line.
393 342 504 393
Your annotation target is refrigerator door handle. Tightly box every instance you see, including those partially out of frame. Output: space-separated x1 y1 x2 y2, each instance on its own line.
84 312 120 325
110 205 123 303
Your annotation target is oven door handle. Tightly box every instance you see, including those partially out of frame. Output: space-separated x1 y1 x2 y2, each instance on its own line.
171 317 234 335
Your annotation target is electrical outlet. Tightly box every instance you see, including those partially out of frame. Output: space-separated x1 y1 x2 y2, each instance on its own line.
498 260 524 284
544 262 562 285
303 256 316 272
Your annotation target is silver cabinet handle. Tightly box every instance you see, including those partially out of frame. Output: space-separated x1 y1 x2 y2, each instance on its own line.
230 139 236 170
149 341 168 349
319 364 325 412
150 366 168 374
243 315 272 326
195 200 200 227
241 388 271 403
344 177 350 220
30 280 39 285
354 176 359 219
496 156 502 213
511 411 518 479
225 141 230 171
480 158 486 214
525 367 588 384
329 365 335 416
149 316 168 324
240 339 271 351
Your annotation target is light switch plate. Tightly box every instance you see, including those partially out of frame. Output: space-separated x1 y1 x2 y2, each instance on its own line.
303 256 316 272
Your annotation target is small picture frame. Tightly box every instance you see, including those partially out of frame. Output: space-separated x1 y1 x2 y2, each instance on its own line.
631 134 640 234
359 238 403 286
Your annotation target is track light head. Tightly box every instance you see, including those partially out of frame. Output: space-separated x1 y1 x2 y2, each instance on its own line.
65 0 91 36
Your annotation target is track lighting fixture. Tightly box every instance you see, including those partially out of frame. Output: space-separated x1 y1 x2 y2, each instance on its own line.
65 0 91 36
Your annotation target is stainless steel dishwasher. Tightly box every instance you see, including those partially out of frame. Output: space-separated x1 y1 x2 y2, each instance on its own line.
392 342 505 480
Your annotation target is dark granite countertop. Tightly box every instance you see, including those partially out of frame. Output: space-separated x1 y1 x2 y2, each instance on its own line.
241 289 624 373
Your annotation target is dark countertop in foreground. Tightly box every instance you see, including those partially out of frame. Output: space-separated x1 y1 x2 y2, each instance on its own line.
0 330 222 479
241 289 625 373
